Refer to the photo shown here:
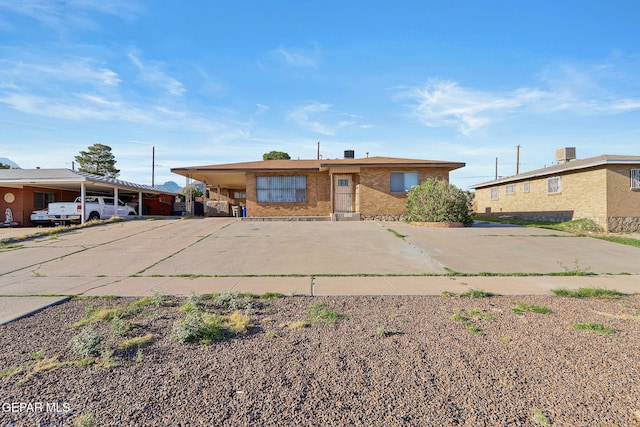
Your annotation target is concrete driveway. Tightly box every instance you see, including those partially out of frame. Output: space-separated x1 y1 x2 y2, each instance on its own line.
1 218 639 322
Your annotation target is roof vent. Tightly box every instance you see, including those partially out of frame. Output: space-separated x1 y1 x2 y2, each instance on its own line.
556 147 576 163
344 150 355 159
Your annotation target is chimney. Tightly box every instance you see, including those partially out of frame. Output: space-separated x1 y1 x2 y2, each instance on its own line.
344 150 355 159
556 147 576 164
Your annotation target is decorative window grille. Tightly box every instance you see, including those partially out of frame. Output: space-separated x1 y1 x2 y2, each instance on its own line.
505 184 516 195
547 176 561 194
631 169 640 189
256 176 306 203
390 172 419 192
490 187 499 200
523 181 530 193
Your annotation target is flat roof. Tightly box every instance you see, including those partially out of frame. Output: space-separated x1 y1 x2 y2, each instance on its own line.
172 156 465 173
470 154 640 189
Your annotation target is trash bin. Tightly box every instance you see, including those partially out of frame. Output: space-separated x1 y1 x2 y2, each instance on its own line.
231 206 239 217
241 206 247 217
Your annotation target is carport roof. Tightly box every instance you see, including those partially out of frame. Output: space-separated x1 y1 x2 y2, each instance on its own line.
0 168 176 195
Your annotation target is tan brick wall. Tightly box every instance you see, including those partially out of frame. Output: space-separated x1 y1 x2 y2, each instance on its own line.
474 167 609 225
606 166 640 216
358 167 450 217
245 171 331 217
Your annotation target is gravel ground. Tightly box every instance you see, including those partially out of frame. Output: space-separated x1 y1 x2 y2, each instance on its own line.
1 294 639 426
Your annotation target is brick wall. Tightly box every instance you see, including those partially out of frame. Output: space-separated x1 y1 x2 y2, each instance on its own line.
245 171 331 217
1 186 78 225
358 167 451 219
473 166 638 229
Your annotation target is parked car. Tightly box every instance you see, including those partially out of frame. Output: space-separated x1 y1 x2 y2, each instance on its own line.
47 196 137 224
30 209 51 226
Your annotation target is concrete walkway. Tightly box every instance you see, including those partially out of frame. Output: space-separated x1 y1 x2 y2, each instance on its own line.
1 218 639 324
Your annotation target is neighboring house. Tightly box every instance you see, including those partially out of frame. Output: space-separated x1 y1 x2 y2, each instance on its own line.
172 152 465 220
470 149 640 232
0 169 177 226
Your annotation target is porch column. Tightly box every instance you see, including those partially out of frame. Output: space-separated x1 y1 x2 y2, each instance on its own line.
138 192 143 216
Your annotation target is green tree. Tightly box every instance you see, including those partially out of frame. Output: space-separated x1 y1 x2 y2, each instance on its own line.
263 151 291 160
405 178 473 226
0 163 10 169
75 144 120 178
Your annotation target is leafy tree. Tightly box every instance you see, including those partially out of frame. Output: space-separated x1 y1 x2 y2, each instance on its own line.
180 185 203 201
0 163 10 169
263 151 291 160
405 178 473 226
75 143 120 178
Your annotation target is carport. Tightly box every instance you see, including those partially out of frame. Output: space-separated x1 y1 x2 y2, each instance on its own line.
0 168 176 226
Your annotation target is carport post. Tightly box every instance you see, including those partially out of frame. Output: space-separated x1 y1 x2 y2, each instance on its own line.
80 183 86 224
138 192 143 216
114 188 118 215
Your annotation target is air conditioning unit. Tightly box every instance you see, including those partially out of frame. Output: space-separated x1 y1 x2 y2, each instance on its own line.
556 147 576 163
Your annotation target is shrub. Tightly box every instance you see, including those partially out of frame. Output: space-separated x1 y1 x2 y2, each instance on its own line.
405 178 473 226
68 326 103 358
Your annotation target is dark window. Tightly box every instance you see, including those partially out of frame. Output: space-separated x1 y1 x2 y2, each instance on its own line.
34 192 55 210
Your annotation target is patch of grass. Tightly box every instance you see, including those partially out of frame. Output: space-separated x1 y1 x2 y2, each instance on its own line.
265 331 277 339
309 302 349 323
501 337 513 343
376 326 399 337
76 357 96 367
227 311 252 334
452 308 493 336
258 292 283 299
31 349 46 360
551 287 627 299
460 288 498 298
74 413 96 427
532 408 551 426
17 357 71 386
97 350 119 368
573 322 616 335
108 314 132 337
511 302 552 315
466 325 484 335
386 228 406 239
205 292 254 313
595 235 640 249
118 333 155 350
556 259 594 276
1 365 24 377
468 308 495 321
280 319 310 329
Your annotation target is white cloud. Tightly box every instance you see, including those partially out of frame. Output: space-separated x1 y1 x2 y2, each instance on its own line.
128 51 185 96
286 102 358 136
262 44 321 69
0 0 139 31
400 66 640 135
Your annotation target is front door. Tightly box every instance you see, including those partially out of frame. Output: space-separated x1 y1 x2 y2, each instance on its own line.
334 175 353 213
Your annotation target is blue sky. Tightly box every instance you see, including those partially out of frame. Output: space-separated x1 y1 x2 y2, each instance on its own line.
1 1 639 188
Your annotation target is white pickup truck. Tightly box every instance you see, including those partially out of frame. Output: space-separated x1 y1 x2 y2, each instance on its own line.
47 196 136 224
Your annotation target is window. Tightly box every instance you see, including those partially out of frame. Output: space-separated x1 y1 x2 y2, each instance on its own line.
234 191 246 199
490 187 499 200
547 176 561 194
337 179 349 187
33 192 55 210
256 176 306 203
523 181 530 193
631 169 640 189
505 184 516 195
390 172 419 193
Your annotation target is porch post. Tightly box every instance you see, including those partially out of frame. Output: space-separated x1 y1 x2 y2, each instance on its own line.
138 192 143 216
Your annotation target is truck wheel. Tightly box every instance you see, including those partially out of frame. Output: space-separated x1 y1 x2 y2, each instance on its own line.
88 212 100 221
128 212 135 216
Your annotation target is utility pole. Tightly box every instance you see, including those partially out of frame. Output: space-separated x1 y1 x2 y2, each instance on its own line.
152 146 155 187
317 141 320 160
516 145 521 175
495 157 498 180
